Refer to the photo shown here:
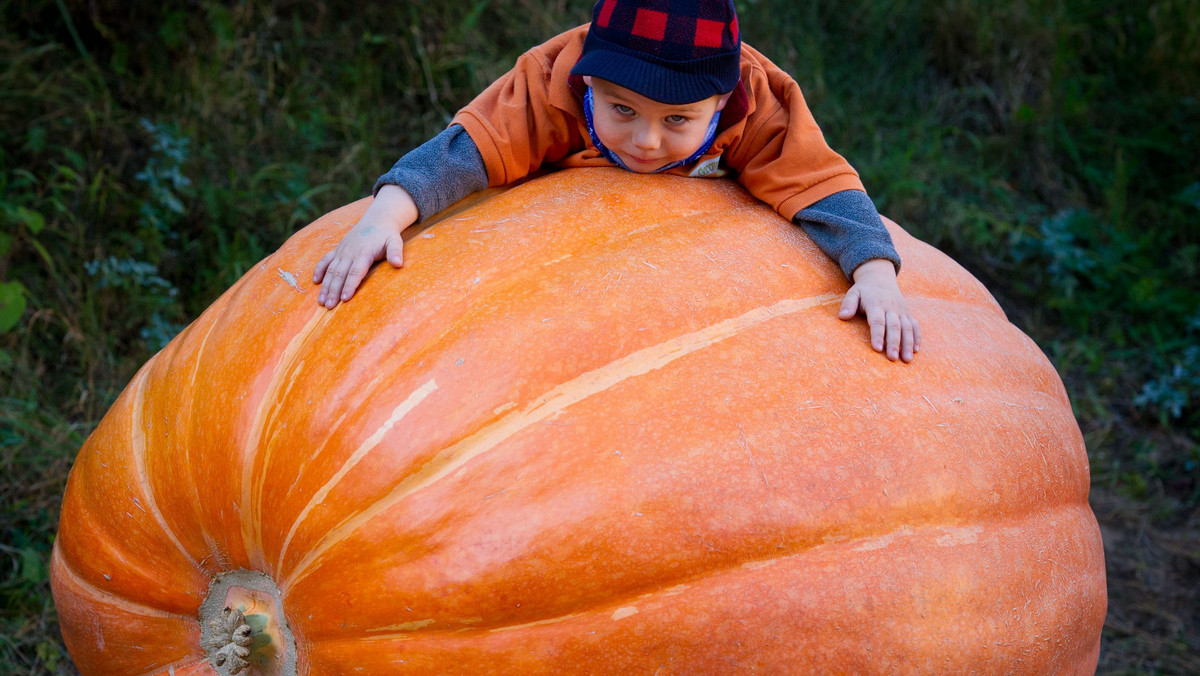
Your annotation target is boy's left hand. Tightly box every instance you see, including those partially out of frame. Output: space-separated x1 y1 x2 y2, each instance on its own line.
839 258 921 363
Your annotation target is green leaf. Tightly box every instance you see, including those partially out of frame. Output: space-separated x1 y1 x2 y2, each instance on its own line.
159 10 189 49
110 40 129 75
0 281 27 332
25 126 47 154
35 641 61 671
62 147 85 171
207 5 235 49
12 168 38 187
17 206 45 234
28 238 56 274
461 0 490 32
20 547 46 584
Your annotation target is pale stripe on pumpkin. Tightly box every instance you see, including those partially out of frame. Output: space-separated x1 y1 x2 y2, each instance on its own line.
174 301 233 570
52 545 197 621
241 307 331 571
276 379 440 571
128 365 205 574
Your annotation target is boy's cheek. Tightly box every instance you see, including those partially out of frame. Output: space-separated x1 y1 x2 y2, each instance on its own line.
592 120 620 147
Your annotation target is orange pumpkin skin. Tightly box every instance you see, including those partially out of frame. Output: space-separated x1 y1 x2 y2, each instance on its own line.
52 169 1105 675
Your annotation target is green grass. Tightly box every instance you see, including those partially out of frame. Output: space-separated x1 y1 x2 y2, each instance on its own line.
2 0 1198 672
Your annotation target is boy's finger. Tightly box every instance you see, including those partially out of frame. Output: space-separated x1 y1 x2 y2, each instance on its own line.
886 311 902 360
900 316 915 363
321 262 349 309
838 288 860 319
320 278 340 309
341 258 373 301
912 317 922 353
866 304 886 352
386 237 405 268
313 250 335 284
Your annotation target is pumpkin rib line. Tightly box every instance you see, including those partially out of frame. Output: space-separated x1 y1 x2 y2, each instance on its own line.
266 304 478 576
52 544 200 623
183 304 234 571
242 307 332 573
276 378 440 573
279 293 842 591
128 364 207 575
270 365 398 573
340 502 1096 641
195 261 318 571
184 288 257 571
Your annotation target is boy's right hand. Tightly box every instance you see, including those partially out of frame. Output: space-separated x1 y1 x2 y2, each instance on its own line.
313 185 419 308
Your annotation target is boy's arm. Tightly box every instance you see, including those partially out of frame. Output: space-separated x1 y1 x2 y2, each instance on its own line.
793 190 900 279
313 125 489 308
373 125 489 223
795 190 920 362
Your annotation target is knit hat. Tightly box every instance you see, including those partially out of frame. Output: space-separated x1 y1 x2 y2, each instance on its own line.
571 0 741 105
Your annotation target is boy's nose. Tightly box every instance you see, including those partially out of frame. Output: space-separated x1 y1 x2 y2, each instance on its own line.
632 123 661 150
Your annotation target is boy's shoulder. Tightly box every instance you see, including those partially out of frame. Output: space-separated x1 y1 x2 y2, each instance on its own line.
524 24 591 70
736 40 797 92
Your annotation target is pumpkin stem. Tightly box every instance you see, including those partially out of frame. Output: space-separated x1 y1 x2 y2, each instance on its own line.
201 607 254 674
199 570 297 676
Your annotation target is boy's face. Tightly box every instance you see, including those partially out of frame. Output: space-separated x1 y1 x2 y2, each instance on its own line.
585 76 731 173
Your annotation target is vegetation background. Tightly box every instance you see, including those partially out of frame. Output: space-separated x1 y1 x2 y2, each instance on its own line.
1 0 1197 672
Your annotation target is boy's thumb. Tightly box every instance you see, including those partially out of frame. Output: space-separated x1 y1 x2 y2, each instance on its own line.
838 288 860 319
385 238 404 267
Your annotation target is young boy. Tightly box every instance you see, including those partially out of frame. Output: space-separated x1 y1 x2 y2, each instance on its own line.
313 0 920 362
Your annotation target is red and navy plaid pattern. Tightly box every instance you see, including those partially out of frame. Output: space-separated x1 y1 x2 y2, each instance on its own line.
571 0 742 104
592 0 739 61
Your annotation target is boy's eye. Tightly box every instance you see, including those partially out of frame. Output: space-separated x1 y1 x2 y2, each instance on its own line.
665 114 689 125
613 104 634 116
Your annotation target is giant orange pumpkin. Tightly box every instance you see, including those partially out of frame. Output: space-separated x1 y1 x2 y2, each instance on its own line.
52 169 1106 674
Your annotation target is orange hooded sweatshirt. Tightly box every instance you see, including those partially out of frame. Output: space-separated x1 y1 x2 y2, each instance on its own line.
451 24 867 222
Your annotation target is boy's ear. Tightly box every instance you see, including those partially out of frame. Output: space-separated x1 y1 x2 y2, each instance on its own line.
715 91 733 111
583 75 593 88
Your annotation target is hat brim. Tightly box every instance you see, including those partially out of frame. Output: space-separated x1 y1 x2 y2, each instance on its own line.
570 38 740 105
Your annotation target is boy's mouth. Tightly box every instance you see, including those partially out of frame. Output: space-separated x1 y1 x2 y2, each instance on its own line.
624 153 667 168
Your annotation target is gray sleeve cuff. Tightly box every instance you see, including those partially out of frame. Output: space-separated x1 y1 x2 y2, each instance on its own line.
373 124 489 223
794 190 901 280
